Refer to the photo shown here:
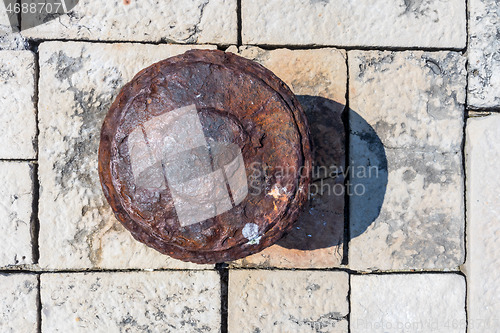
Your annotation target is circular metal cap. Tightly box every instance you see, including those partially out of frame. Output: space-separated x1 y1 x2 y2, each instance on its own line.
98 49 312 264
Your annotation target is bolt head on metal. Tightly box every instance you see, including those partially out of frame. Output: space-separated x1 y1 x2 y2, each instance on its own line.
98 49 312 264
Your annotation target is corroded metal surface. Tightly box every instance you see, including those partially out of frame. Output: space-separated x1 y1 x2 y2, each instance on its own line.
98 49 312 264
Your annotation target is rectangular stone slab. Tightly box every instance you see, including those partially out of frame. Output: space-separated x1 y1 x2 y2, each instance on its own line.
348 50 465 271
466 114 500 332
229 270 349 332
349 50 466 153
38 41 216 270
0 51 36 158
349 148 464 271
242 0 466 48
468 0 500 108
350 274 466 333
41 271 220 332
0 274 38 333
0 162 34 267
228 46 346 268
21 0 237 45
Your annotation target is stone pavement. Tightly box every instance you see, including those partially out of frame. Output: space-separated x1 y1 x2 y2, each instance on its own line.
0 0 498 332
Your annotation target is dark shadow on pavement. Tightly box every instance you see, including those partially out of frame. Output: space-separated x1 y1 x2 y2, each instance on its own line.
278 95 388 251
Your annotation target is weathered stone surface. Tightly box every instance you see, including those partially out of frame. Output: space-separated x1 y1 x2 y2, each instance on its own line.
38 41 216 270
0 4 25 50
0 26 23 50
349 149 464 271
234 47 347 105
0 51 36 159
242 0 466 48
41 271 220 332
351 274 466 333
349 51 466 153
466 115 500 332
22 0 237 44
0 162 34 267
468 0 500 108
229 47 346 268
348 51 465 271
0 274 38 333
229 270 349 332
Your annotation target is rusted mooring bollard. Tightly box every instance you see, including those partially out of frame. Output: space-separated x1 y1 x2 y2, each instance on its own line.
98 49 312 264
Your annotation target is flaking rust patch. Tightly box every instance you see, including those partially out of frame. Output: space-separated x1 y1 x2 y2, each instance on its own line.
268 184 290 199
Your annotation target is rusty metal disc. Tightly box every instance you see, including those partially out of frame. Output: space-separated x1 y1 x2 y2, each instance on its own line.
98 49 312 264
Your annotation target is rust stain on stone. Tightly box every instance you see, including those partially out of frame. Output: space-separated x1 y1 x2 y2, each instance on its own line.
98 49 312 264
123 0 131 5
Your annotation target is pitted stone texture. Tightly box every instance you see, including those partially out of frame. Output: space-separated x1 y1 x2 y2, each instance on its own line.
349 51 465 271
41 271 220 332
0 51 36 159
0 27 23 50
468 0 500 108
38 41 216 270
351 274 466 333
229 270 349 332
349 149 464 271
229 47 346 268
0 4 25 50
234 47 347 105
22 0 237 44
349 51 466 153
0 162 34 267
0 274 38 333
466 115 500 332
242 0 466 48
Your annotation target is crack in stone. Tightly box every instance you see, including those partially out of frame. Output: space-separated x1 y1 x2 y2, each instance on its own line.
184 0 210 44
